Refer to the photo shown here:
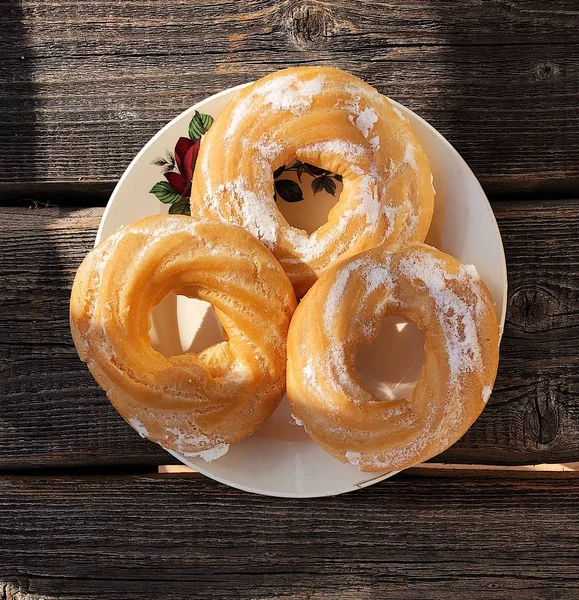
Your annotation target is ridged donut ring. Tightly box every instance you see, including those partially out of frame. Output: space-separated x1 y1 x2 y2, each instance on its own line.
70 216 296 461
191 66 435 296
287 243 499 471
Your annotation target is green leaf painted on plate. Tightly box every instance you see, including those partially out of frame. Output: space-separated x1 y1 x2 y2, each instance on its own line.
311 175 337 196
152 151 175 174
303 163 328 177
150 181 182 204
296 162 306 181
273 165 286 179
275 179 303 203
188 111 214 141
168 195 191 215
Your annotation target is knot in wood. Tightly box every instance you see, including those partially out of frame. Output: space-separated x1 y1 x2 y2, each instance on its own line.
524 383 561 447
534 62 562 81
507 286 551 331
283 1 335 48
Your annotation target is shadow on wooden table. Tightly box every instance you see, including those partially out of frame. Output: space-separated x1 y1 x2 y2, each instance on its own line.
0 1 38 200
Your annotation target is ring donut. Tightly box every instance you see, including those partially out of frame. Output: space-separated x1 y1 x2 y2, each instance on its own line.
191 66 435 296
70 215 296 461
287 243 499 472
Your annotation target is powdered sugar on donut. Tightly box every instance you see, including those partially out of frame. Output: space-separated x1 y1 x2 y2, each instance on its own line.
405 199 420 228
300 139 368 162
318 256 399 398
323 256 395 331
399 252 483 381
354 107 378 138
187 444 230 462
129 418 149 439
390 102 409 123
264 74 326 112
319 259 368 396
255 136 284 162
403 143 418 170
346 399 443 471
344 83 385 109
291 414 304 427
166 427 229 462
463 264 480 280
345 451 362 467
205 177 279 249
226 74 326 140
362 259 394 296
323 259 365 327
342 97 381 150
482 385 492 403
303 357 315 385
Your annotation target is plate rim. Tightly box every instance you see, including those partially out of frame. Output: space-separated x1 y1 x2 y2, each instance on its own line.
166 448 400 498
96 82 508 498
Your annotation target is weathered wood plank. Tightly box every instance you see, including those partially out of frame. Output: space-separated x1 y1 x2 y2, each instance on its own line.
1 0 578 196
442 199 579 464
0 201 578 468
1 473 579 599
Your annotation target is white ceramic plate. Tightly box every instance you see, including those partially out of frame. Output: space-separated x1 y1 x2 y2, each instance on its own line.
97 83 507 498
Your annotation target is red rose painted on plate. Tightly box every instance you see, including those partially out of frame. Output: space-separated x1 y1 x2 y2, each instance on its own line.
150 111 214 215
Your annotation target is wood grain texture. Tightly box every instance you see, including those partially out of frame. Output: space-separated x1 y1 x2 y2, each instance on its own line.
1 473 579 599
1 0 579 198
440 199 579 464
1 202 578 468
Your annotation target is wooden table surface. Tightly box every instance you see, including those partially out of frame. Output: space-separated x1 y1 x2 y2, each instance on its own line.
1 1 579 598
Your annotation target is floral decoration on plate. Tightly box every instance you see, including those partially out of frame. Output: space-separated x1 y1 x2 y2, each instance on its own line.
150 111 341 214
150 111 214 215
273 162 342 203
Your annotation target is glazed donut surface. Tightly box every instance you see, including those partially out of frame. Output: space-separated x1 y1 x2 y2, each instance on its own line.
287 243 499 472
191 66 435 296
70 215 297 461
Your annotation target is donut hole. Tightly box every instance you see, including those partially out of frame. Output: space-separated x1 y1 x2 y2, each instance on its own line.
355 316 425 401
149 293 225 358
273 161 343 234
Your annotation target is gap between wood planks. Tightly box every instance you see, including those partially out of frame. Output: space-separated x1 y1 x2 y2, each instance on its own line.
3 178 579 207
0 462 579 480
157 462 579 478
1 463 577 481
